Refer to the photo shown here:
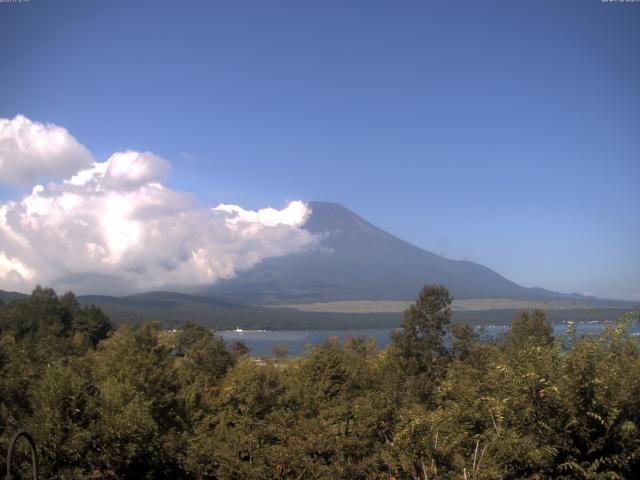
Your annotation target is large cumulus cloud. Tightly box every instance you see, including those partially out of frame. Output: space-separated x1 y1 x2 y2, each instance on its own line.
0 116 318 294
0 115 93 185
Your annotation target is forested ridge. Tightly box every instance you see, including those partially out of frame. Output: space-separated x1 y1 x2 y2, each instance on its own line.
1 285 639 479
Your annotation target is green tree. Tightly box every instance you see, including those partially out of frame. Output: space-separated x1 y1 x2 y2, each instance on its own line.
186 359 287 479
0 287 112 349
175 321 235 414
28 358 97 479
72 304 113 347
0 286 72 340
391 284 453 402
91 322 184 478
449 323 481 363
500 309 553 351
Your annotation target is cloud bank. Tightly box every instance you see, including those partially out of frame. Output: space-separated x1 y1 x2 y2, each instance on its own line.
0 115 318 294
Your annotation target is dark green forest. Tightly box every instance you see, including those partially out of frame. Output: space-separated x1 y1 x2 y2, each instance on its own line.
1 285 639 479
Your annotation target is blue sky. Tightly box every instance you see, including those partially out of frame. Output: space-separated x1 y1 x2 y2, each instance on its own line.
1 0 639 299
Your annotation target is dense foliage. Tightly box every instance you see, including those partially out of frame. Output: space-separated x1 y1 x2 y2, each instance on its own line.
1 285 639 479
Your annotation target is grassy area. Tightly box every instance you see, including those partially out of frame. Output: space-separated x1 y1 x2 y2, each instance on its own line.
283 297 637 313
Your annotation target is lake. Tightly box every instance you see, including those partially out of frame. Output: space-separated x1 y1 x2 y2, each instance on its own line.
219 321 640 357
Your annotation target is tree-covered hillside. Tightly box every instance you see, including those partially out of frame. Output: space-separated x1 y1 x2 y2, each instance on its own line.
1 286 639 479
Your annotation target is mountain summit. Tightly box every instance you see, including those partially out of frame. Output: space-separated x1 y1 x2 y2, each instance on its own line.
201 201 580 304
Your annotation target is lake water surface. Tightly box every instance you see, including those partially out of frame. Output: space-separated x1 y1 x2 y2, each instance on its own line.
219 321 640 357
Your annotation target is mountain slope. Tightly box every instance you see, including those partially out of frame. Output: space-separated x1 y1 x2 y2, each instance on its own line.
0 289 28 303
201 201 585 304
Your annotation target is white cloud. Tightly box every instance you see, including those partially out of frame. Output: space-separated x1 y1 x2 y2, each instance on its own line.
0 117 319 294
214 201 310 227
68 150 170 190
0 251 36 286
0 115 93 185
